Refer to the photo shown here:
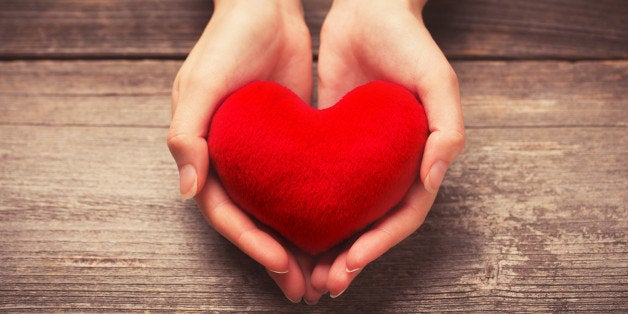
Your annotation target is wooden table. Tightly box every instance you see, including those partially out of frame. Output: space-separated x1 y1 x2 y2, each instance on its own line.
1 0 626 311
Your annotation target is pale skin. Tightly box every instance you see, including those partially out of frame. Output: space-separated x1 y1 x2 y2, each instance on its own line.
167 0 465 305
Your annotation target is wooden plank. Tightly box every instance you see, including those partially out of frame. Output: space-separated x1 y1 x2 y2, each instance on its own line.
1 60 626 128
0 0 626 59
0 0 212 59
423 0 628 59
0 125 625 311
454 60 628 128
0 60 179 128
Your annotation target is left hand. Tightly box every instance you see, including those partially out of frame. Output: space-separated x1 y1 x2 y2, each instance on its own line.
311 0 465 298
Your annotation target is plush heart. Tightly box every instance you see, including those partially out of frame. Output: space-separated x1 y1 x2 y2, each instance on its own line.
208 81 429 254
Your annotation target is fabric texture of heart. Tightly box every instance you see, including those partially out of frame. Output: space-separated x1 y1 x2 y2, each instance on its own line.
208 81 429 254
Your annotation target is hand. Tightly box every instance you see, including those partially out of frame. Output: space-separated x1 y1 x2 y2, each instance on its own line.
167 0 315 303
312 0 465 298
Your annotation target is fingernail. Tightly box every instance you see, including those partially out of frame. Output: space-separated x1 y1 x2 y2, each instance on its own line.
287 295 302 304
304 298 318 305
179 164 197 199
424 161 448 194
345 266 361 273
268 268 289 274
330 288 347 299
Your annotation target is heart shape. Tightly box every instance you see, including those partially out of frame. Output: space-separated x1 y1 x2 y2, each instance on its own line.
208 81 429 254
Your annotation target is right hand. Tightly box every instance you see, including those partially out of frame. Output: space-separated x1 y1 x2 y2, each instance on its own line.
167 0 315 303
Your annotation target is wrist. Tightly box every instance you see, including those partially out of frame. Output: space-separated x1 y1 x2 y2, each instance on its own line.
330 0 426 22
332 0 427 10
214 0 304 18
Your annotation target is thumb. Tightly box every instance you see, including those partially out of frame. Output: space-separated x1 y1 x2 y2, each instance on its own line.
167 79 217 199
167 128 209 200
420 129 465 194
416 65 465 194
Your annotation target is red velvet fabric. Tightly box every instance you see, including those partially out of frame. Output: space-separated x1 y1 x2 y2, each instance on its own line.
209 81 429 254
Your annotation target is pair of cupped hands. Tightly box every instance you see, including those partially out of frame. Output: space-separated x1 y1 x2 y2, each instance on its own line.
167 0 464 305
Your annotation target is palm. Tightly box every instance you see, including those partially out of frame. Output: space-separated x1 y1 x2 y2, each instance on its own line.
176 7 313 104
317 3 442 108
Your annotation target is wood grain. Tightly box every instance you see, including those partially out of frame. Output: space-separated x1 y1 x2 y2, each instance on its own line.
423 0 628 59
0 0 212 59
0 124 625 311
1 60 626 128
454 60 628 127
0 60 179 128
0 0 626 59
0 60 626 310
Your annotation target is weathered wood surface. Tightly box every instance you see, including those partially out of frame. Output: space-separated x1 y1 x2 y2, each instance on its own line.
1 0 626 59
423 0 628 59
2 60 626 128
1 0 627 311
1 59 626 311
1 122 626 311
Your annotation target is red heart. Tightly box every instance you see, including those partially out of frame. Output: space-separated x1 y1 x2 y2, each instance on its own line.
208 81 429 254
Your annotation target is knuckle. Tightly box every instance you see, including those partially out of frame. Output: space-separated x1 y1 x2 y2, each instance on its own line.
236 227 257 247
373 226 395 242
206 197 230 224
446 66 459 88
210 197 230 214
166 130 190 152
449 129 466 152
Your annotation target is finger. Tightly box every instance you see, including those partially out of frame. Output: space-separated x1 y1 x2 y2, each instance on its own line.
197 175 290 273
292 250 323 305
311 244 349 299
311 249 335 294
414 57 465 194
267 251 307 304
344 179 435 274
421 129 465 194
326 249 362 299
